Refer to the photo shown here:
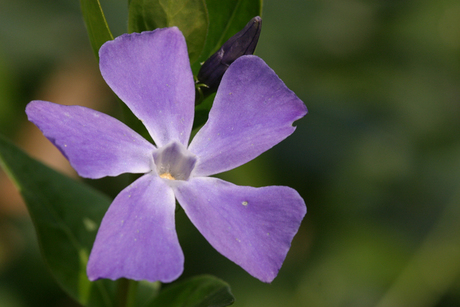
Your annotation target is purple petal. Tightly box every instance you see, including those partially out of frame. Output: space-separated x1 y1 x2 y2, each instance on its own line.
173 177 306 282
99 28 195 148
87 174 183 283
26 100 155 179
189 55 307 177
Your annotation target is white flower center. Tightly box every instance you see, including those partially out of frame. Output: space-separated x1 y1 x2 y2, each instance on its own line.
153 142 197 181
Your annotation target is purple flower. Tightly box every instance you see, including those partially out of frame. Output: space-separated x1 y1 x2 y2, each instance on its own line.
25 27 307 283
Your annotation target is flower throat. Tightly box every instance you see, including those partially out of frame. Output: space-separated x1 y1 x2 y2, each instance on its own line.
154 142 197 181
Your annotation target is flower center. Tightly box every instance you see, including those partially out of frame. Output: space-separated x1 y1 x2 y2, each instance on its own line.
153 142 197 181
159 172 175 180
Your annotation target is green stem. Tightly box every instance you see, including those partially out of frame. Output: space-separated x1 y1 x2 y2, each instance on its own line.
117 278 139 307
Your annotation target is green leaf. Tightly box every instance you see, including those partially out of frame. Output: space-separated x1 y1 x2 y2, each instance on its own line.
192 0 263 73
0 134 116 307
80 0 114 58
146 275 234 307
128 0 208 64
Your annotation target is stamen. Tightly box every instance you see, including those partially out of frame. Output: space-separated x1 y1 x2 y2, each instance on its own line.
160 172 175 180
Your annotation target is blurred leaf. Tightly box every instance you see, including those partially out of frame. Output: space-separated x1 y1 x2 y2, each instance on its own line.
192 0 262 73
146 275 234 307
128 0 208 64
134 280 161 306
193 92 214 130
0 134 115 307
80 0 114 58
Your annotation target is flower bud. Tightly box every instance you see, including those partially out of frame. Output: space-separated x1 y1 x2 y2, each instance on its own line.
196 16 262 104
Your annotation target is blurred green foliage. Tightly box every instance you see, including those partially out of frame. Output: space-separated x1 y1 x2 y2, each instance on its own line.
0 0 460 306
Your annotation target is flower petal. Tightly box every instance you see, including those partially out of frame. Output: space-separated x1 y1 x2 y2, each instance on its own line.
26 100 155 179
173 177 306 283
99 28 195 147
189 55 307 177
87 174 183 283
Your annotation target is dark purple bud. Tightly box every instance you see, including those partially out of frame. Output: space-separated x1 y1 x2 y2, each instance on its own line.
196 16 262 104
